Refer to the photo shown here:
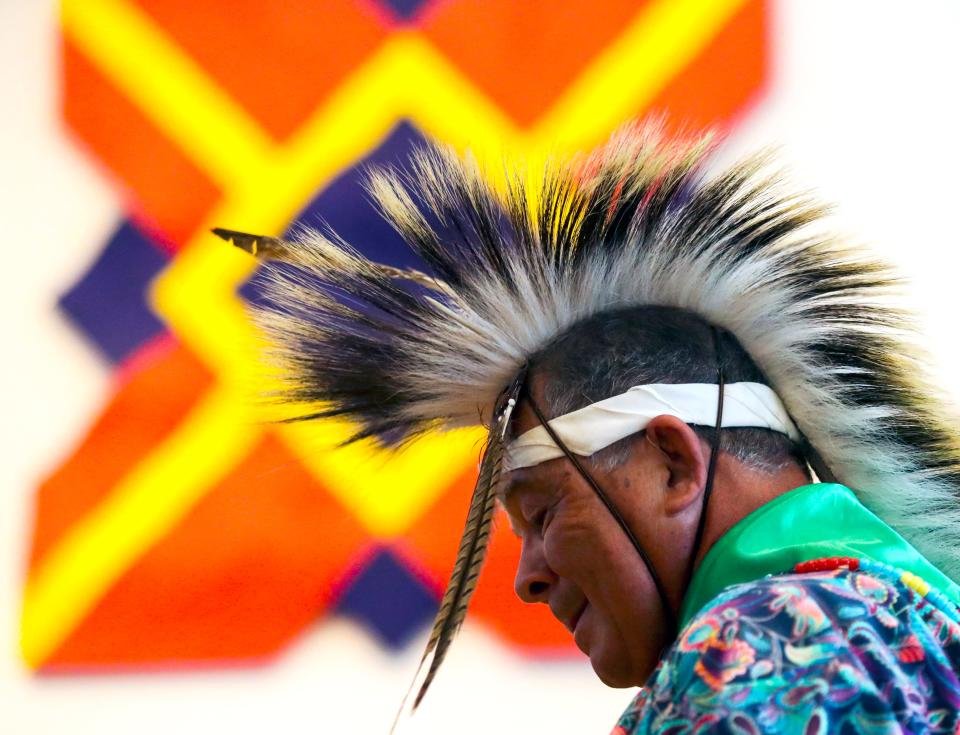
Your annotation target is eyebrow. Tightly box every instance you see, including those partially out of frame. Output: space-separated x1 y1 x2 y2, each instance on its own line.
497 468 542 509
496 479 526 537
496 469 525 504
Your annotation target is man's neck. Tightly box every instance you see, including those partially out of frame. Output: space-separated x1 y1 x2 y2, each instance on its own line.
695 457 812 571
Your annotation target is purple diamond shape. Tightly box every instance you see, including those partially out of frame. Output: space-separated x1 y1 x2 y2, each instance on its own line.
334 546 438 649
377 0 434 23
59 220 170 365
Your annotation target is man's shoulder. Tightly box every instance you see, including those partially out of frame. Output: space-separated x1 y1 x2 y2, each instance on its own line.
616 568 960 733
699 567 936 644
693 566 905 640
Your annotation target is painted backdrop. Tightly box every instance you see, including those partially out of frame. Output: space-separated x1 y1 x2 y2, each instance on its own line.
24 0 768 673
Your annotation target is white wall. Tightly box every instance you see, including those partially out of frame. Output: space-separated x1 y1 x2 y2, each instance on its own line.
2 2 958 733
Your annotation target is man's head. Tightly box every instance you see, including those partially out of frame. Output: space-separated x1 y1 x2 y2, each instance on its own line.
500 305 811 686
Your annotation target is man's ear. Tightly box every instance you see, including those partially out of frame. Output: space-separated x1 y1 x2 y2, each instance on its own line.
645 415 709 516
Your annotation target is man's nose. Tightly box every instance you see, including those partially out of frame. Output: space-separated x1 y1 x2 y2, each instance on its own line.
514 535 556 604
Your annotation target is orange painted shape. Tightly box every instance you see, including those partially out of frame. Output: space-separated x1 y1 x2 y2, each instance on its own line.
28 335 213 570
402 472 576 653
643 0 768 136
42 433 369 668
130 0 389 141
62 37 221 250
421 0 652 127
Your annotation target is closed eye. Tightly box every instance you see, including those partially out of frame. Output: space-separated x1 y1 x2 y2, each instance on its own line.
530 508 548 532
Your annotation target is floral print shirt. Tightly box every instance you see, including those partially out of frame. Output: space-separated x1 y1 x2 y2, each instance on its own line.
614 568 960 734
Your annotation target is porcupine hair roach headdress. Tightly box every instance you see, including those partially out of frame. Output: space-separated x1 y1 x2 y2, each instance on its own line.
216 123 960 710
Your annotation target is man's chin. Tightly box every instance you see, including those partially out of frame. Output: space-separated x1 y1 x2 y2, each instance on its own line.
589 649 645 689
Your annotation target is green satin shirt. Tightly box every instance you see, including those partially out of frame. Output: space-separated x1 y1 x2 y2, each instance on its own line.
679 482 960 627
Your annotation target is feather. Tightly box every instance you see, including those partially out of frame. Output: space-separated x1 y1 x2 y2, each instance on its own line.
413 434 501 707
389 374 520 731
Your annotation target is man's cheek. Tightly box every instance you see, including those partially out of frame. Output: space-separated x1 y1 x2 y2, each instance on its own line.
543 526 588 578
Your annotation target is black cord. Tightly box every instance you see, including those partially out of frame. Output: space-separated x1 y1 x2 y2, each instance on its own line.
685 327 725 589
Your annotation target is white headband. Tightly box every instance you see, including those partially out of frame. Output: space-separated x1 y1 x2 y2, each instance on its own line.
505 382 800 471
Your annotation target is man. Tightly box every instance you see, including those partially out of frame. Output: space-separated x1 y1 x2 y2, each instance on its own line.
217 125 960 732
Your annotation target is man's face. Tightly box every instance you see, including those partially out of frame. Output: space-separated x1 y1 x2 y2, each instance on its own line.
499 398 678 687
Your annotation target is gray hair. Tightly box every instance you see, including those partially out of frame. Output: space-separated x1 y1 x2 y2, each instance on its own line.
528 305 809 474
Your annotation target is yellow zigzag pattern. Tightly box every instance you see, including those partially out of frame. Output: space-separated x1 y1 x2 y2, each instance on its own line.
23 0 748 668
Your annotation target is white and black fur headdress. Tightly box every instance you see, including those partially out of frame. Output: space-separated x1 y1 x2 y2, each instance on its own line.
217 124 960 708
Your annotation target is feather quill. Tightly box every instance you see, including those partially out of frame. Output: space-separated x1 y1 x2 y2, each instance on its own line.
212 227 451 295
